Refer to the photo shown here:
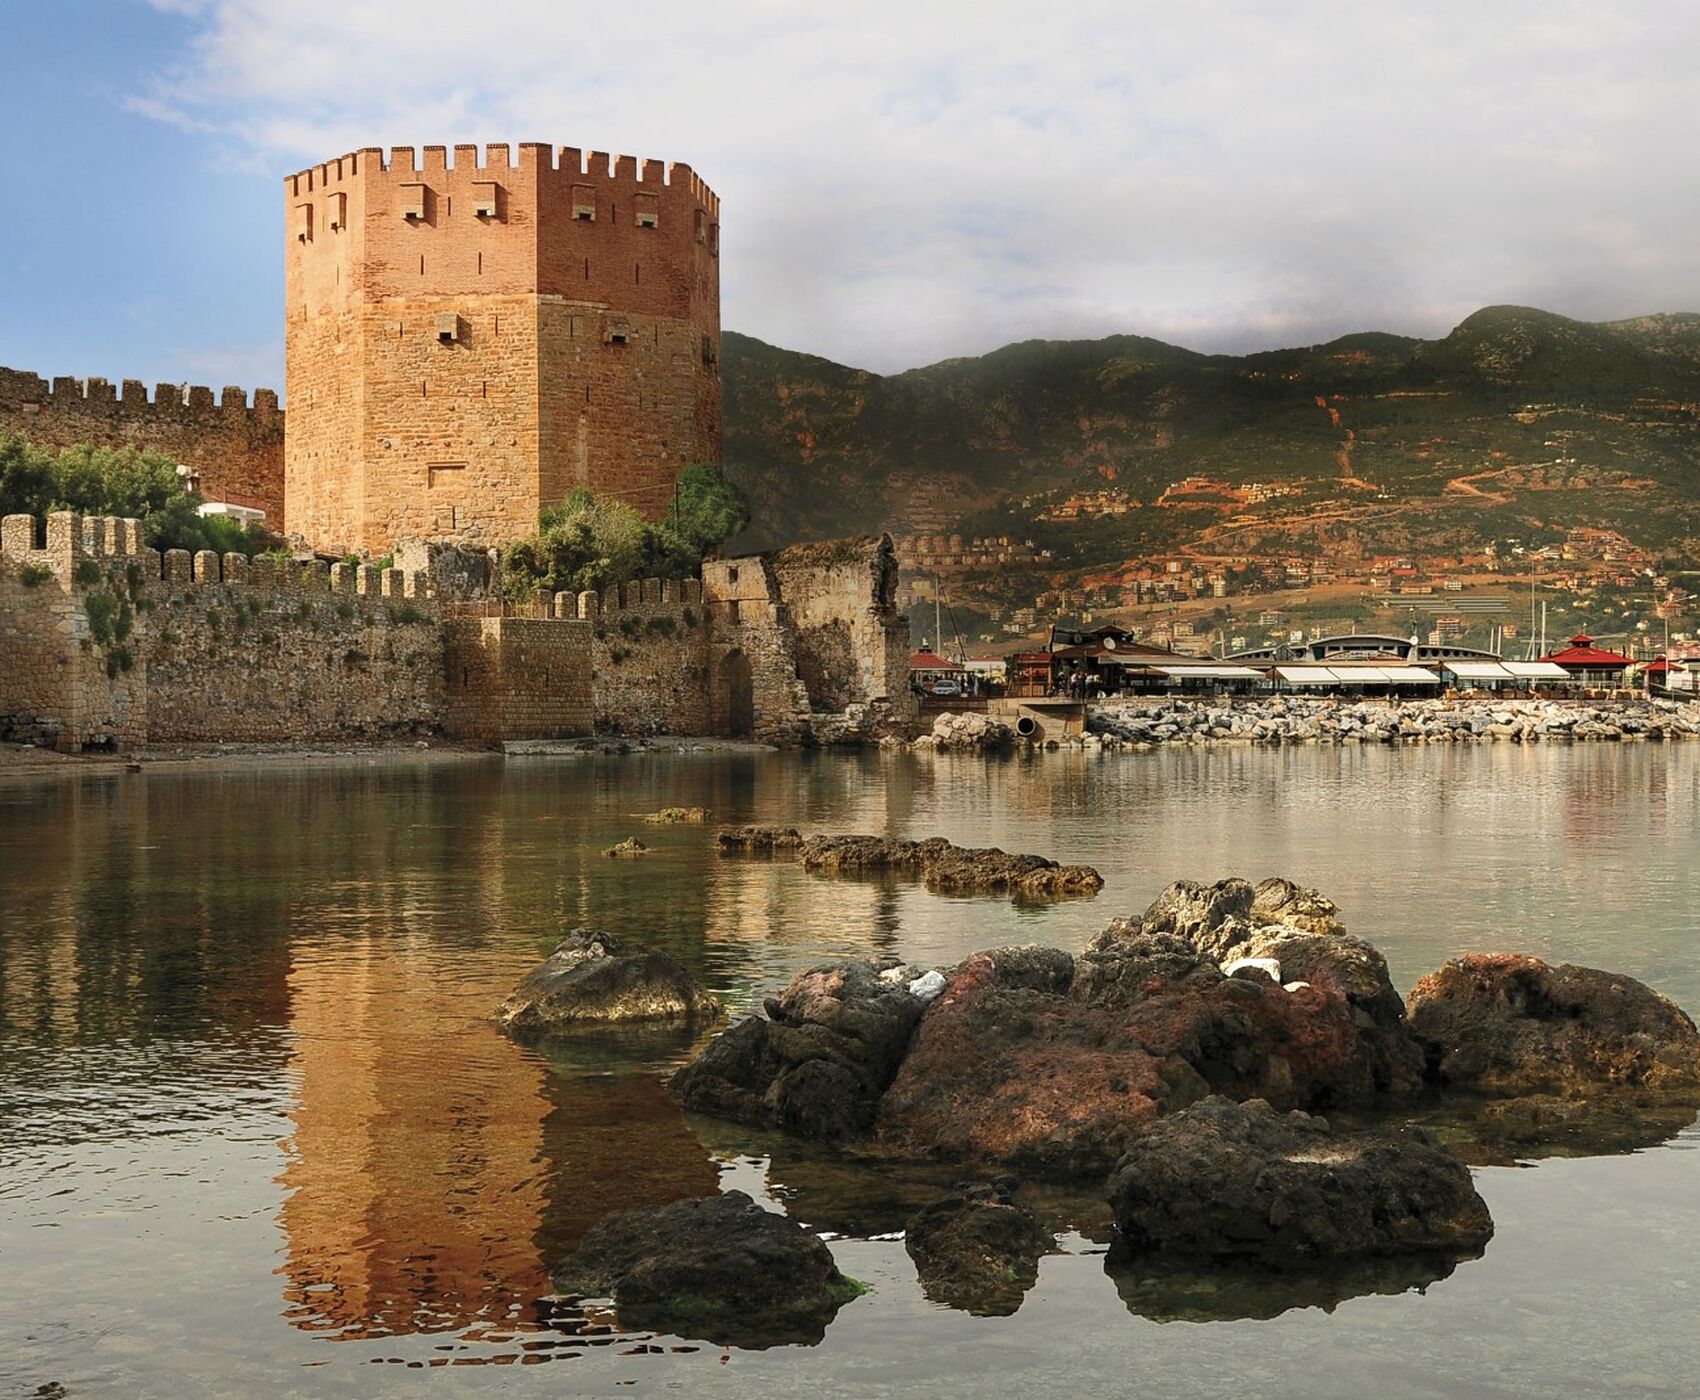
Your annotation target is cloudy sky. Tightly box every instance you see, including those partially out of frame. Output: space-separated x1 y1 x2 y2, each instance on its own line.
3 1 1698 392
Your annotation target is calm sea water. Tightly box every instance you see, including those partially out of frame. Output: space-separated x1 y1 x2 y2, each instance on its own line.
1 744 1697 1398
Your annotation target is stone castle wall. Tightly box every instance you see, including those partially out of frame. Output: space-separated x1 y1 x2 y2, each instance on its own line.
0 367 285 529
0 514 908 750
284 144 722 554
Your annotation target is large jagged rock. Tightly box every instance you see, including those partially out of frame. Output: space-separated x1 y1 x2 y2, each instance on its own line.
1250 877 1348 936
1091 878 1424 1095
957 944 1077 994
552 1191 859 1348
1105 1097 1493 1267
669 956 927 1141
1405 954 1700 1096
904 1180 1054 1316
1074 927 1222 1010
496 931 721 1033
1136 878 1256 955
877 954 1189 1176
877 948 1379 1176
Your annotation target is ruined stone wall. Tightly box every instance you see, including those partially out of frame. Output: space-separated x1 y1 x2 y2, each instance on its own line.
284 144 721 554
763 536 914 718
0 367 285 529
443 617 593 740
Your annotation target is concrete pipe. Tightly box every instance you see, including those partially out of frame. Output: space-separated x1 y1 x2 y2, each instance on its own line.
1015 714 1040 740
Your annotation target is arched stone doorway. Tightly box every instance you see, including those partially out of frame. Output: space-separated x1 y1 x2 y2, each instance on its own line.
714 649 755 738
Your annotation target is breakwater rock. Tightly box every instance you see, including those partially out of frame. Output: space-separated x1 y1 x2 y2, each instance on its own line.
1082 696 1700 749
497 930 721 1033
552 1190 859 1348
1104 1097 1493 1266
716 828 1104 899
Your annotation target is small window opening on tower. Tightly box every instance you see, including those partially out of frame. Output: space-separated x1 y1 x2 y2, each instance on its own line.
728 566 739 585
694 208 706 243
634 263 641 285
605 317 630 346
584 257 591 280
635 192 659 228
428 462 467 489
473 181 500 219
571 183 596 220
295 202 313 243
436 312 463 344
702 334 718 366
400 182 427 221
709 221 719 256
328 191 347 232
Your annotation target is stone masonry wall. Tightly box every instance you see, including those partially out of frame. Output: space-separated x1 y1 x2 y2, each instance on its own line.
581 577 710 735
443 617 593 740
0 367 285 529
0 512 440 748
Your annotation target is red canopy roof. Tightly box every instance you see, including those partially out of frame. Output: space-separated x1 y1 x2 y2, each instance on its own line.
1543 634 1633 668
909 650 964 671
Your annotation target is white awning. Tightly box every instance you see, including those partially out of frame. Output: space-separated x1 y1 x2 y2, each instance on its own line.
1320 665 1438 684
1155 665 1265 680
1275 665 1339 684
1445 660 1514 680
1503 661 1574 680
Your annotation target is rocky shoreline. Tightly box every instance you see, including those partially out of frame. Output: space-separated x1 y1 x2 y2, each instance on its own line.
906 696 1700 753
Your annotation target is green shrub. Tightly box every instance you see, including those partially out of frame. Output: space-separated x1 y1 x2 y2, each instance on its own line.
391 602 428 625
85 591 120 644
73 559 102 587
336 601 355 621
18 563 51 588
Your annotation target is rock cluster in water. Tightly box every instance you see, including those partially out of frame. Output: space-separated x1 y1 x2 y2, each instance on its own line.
666 875 1700 1280
715 828 1104 899
496 930 721 1034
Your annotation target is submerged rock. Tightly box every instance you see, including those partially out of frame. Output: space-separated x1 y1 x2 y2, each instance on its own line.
794 834 1104 899
904 1180 1054 1316
717 828 1101 899
552 1190 860 1348
496 930 721 1033
603 837 649 858
1405 954 1700 1096
670 956 927 1141
1105 1097 1493 1266
644 806 712 824
715 825 804 855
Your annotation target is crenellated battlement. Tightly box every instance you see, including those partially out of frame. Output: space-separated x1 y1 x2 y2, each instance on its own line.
1 366 281 420
285 143 718 212
0 512 430 601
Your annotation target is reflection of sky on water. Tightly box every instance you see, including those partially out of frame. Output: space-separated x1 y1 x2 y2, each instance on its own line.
1 745 1698 1394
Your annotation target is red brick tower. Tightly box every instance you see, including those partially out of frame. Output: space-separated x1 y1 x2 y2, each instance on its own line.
284 144 721 555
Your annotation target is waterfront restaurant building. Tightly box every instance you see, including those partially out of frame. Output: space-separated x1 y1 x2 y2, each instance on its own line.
1542 634 1634 688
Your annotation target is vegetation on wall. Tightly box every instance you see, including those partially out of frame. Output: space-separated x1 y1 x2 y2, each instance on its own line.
500 465 750 602
0 434 275 557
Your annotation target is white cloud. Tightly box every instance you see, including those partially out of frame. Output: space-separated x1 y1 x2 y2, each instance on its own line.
141 0 1700 371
